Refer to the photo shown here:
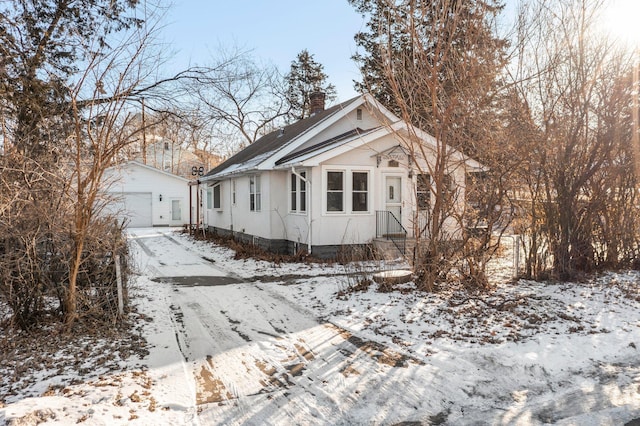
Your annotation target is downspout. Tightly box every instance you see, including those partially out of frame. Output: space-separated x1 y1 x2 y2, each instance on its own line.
229 179 234 234
291 167 311 255
196 181 200 231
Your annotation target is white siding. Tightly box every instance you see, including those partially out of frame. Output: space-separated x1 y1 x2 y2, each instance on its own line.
201 111 469 247
121 192 152 227
103 162 189 227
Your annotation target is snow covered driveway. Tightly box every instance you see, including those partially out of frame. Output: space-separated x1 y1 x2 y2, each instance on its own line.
131 228 429 425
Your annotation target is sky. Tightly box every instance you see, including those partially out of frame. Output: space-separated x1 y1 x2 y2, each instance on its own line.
156 0 637 107
159 1 367 101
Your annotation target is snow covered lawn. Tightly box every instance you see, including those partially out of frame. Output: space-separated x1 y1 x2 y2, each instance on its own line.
2 228 640 425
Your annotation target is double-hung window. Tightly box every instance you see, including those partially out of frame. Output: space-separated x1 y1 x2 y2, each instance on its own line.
206 187 213 209
250 175 261 211
290 171 307 213
326 171 344 212
441 174 453 206
352 172 368 212
213 184 221 209
325 168 371 214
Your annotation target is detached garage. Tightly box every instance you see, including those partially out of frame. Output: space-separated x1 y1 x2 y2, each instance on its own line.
103 161 189 227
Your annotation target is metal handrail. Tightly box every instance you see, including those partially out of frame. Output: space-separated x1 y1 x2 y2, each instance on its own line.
375 210 407 256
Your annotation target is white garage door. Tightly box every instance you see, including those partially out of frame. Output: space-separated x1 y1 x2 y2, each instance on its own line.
114 192 152 227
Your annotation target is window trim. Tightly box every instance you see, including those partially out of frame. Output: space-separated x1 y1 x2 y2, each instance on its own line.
300 172 307 213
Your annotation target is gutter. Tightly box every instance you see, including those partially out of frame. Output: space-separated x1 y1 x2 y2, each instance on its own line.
200 167 256 183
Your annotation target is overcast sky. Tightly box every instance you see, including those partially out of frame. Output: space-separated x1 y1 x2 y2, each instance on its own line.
160 0 366 101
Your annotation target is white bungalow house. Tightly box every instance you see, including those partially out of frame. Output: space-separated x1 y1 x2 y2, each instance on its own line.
199 93 482 259
103 161 190 227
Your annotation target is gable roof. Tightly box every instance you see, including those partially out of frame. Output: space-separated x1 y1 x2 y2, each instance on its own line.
202 96 361 180
110 160 190 182
202 93 485 180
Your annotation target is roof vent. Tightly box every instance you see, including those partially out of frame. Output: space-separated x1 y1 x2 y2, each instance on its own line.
278 127 285 137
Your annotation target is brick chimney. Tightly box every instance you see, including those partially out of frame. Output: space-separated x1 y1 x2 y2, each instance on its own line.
309 91 326 116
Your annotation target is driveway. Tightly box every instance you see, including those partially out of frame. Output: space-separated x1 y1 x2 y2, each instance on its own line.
130 228 426 425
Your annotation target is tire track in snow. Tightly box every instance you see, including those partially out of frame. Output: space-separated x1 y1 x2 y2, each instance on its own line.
133 229 435 423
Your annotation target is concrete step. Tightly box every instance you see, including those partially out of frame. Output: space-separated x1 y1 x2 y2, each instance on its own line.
373 238 417 262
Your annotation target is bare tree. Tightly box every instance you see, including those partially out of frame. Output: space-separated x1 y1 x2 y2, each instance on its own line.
193 47 290 151
0 2 201 329
352 0 512 290
507 0 638 280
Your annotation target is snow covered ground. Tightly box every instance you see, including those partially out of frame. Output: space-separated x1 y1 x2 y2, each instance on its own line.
2 227 640 425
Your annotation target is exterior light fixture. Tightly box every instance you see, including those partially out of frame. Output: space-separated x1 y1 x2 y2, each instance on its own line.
159 194 163 202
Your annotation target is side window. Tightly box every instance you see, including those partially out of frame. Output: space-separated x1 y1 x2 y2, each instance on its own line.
290 171 307 213
299 171 306 212
290 173 297 211
213 184 221 209
417 174 431 211
250 175 261 212
206 187 213 209
442 174 453 202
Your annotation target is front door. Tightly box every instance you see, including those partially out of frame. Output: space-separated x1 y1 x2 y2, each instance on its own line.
385 176 402 221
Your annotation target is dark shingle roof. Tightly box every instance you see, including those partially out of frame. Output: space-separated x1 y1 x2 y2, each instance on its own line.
203 96 360 179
